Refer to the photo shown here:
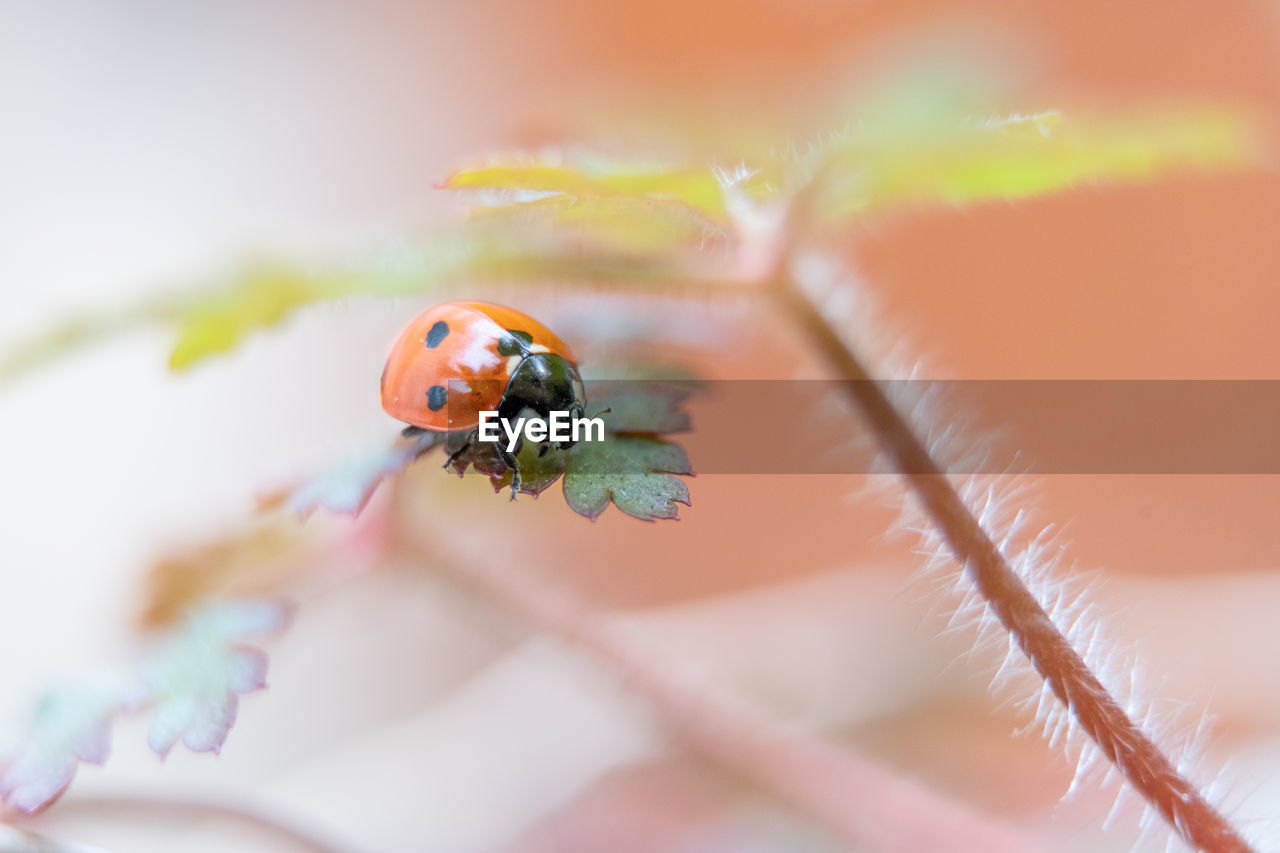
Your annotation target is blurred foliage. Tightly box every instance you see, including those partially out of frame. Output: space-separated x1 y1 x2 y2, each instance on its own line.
465 193 728 254
810 107 1262 225
1 82 1260 384
273 429 443 519
442 160 734 220
0 600 287 814
161 265 343 370
137 600 286 758
0 684 117 813
142 522 308 627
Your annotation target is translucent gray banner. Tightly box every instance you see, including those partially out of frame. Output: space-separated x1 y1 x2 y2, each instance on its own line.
581 380 1280 475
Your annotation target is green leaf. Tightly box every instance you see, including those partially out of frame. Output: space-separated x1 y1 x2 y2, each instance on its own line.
0 227 708 385
2 92 1264 386
557 382 698 519
443 159 731 221
466 193 730 254
160 264 339 370
562 435 692 521
439 153 781 259
0 312 140 386
814 106 1263 224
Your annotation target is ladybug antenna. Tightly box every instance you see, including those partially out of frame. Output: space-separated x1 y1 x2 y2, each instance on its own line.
589 406 612 419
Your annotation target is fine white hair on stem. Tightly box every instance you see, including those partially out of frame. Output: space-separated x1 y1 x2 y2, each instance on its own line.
791 249 1242 848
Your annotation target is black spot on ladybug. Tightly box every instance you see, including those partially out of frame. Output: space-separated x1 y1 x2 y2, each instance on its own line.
426 385 448 411
497 329 533 356
424 321 449 349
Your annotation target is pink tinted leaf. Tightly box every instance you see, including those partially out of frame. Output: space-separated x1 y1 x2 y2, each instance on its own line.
0 684 122 814
278 430 442 517
1 600 291 811
1 754 74 815
145 696 196 757
135 600 290 760
182 693 238 755
147 693 239 757
223 647 269 693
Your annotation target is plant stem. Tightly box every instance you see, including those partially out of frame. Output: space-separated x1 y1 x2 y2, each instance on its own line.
394 523 1047 853
0 823 106 853
29 794 343 853
775 272 1252 852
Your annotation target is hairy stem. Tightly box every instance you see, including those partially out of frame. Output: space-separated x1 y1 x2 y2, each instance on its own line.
776 272 1251 852
395 522 1046 853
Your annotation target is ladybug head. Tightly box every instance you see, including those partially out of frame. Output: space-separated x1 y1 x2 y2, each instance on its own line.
499 353 588 449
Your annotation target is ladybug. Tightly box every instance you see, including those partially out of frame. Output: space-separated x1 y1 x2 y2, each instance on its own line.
380 300 587 493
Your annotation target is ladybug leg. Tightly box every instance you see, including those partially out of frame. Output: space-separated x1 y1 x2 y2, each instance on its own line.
441 445 467 470
441 429 478 471
499 441 522 500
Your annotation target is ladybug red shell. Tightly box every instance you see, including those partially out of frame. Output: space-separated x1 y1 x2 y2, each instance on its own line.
381 300 583 433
